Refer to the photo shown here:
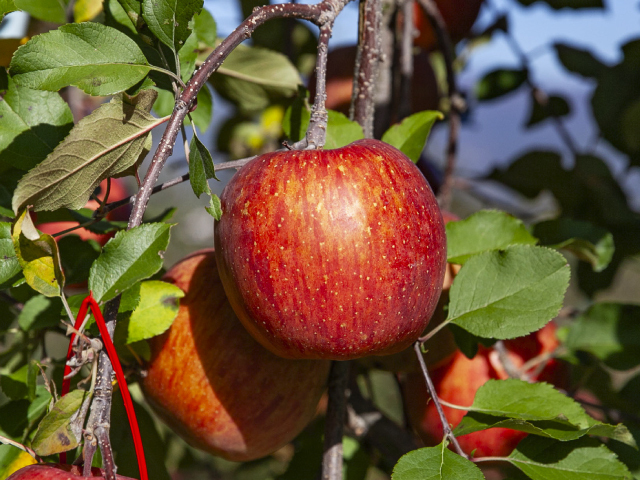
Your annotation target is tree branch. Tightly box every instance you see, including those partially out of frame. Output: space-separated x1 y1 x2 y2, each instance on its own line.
323 361 351 480
415 0 462 210
351 0 381 137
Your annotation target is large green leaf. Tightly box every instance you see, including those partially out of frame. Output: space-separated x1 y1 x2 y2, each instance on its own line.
14 0 65 23
88 222 172 303
446 210 538 264
565 303 640 371
534 218 614 272
381 111 443 163
508 437 632 480
391 442 484 480
12 210 65 297
448 245 570 339
193 7 216 48
10 23 152 96
0 222 21 288
208 44 302 113
32 390 89 456
1 0 18 20
0 70 74 171
189 132 220 219
12 90 160 214
142 0 202 52
119 280 184 343
17 294 63 331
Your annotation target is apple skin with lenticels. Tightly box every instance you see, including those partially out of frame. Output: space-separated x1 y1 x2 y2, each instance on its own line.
214 139 447 360
6 464 137 479
141 250 330 462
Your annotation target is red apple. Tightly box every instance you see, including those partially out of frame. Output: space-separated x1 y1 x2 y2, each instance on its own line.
308 45 440 116
36 178 131 246
413 0 484 51
403 322 567 457
214 139 447 360
6 464 136 479
140 250 331 462
361 211 460 372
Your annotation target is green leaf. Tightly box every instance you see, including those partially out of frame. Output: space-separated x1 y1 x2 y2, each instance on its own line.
0 71 74 171
476 69 528 101
516 0 603 9
0 363 35 400
448 245 570 339
0 386 51 438
142 0 203 52
74 0 104 22
209 44 302 113
508 437 632 480
193 7 216 47
534 218 614 272
12 90 160 214
32 389 89 456
526 95 570 127
12 210 65 297
381 111 443 163
88 222 172 303
0 222 21 288
190 84 213 131
189 132 220 219
14 0 65 23
178 32 198 82
455 411 636 446
56 235 101 286
17 294 62 331
446 210 538 264
10 23 152 96
391 442 484 480
119 280 183 343
554 43 607 79
565 303 640 371
1 0 18 20
206 194 222 221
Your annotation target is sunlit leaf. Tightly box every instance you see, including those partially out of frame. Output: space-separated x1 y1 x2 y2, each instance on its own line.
10 23 152 96
448 245 570 339
381 111 443 163
89 222 172 303
0 221 22 287
12 210 65 297
142 0 203 52
391 442 484 480
14 0 65 23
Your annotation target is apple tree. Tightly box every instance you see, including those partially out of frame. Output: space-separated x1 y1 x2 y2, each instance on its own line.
0 0 639 479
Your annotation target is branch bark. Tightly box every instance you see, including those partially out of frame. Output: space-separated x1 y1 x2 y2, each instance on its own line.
323 361 350 480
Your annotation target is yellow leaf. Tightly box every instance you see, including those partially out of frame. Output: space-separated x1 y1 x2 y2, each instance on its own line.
74 0 103 22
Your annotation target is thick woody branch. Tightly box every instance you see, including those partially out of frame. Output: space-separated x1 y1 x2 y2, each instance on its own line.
397 0 414 121
351 0 382 137
415 0 461 210
323 361 351 480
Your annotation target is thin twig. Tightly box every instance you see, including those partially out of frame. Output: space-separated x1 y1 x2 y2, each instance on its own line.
351 0 381 137
323 361 351 480
397 0 414 121
0 434 40 462
413 341 468 459
416 0 461 210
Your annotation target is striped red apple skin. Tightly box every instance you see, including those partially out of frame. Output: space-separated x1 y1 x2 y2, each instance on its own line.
6 464 136 479
215 139 447 360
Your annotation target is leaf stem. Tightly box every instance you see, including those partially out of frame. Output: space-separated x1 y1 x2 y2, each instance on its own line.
413 341 468 459
418 316 452 343
0 434 40 462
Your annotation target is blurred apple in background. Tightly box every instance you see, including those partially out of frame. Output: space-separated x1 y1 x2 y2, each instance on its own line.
413 0 484 51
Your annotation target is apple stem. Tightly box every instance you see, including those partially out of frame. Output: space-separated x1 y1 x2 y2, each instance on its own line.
413 341 469 459
350 0 381 138
415 0 461 210
322 360 351 480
